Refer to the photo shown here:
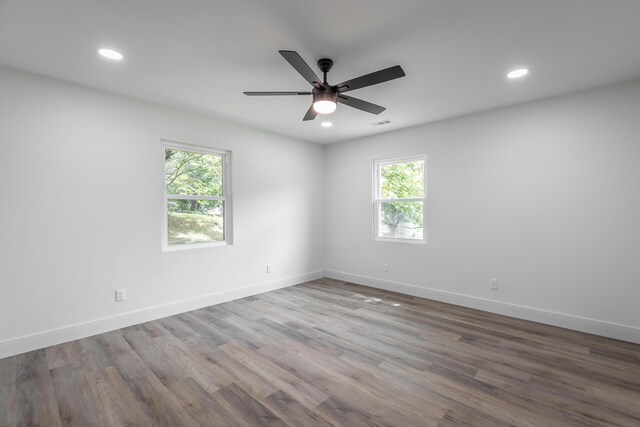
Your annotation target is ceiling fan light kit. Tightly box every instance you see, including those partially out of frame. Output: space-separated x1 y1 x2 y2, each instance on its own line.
244 50 405 121
313 92 337 114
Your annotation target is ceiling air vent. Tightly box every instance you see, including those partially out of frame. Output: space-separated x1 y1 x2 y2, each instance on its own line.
370 119 392 127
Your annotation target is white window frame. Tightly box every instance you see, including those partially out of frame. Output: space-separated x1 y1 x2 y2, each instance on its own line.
373 153 427 244
162 140 233 252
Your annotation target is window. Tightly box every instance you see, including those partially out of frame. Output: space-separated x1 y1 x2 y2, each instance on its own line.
374 154 426 242
162 141 231 250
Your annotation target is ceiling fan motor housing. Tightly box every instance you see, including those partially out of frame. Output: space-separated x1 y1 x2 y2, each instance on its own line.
312 89 337 104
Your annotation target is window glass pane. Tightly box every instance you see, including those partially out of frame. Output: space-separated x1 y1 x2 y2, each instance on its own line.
167 199 224 245
380 160 424 199
165 148 223 196
379 201 423 240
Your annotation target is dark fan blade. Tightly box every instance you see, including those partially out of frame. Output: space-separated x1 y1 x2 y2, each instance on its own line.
303 104 318 121
279 50 324 88
243 91 312 96
336 65 405 93
337 94 386 115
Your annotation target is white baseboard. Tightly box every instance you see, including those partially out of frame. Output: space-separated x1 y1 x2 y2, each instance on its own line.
5 268 637 359
0 270 326 359
325 270 640 345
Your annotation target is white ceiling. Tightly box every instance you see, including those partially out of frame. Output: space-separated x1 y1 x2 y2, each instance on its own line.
1 0 640 144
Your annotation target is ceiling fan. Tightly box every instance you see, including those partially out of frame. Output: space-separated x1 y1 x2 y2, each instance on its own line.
244 50 406 121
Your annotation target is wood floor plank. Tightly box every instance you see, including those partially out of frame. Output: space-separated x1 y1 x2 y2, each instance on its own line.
154 333 231 394
219 340 329 407
123 331 190 387
258 342 445 424
474 368 640 426
262 390 334 426
207 348 278 400
12 378 61 427
212 383 286 426
45 345 70 371
2 279 640 426
167 378 238 426
15 350 49 385
51 363 105 426
86 366 151 427
0 381 15 427
111 349 156 385
120 372 196 426
314 395 372 426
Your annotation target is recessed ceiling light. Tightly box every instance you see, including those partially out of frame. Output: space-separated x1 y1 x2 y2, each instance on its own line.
97 48 123 61
507 68 529 79
321 122 333 128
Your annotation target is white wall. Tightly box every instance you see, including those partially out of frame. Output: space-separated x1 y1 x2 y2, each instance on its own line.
0 66 325 358
325 79 640 343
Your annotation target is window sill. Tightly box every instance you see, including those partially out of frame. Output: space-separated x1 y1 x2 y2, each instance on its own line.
374 237 426 245
162 241 230 252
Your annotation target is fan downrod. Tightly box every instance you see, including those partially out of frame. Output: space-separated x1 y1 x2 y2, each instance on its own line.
317 58 333 84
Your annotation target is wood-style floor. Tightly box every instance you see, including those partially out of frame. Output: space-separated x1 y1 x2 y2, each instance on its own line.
2 279 640 426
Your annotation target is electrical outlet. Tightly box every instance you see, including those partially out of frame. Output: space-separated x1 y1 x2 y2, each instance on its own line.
266 264 272 273
490 279 498 290
384 263 389 273
115 289 125 301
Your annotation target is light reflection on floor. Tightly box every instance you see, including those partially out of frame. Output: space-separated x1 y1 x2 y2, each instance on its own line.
354 293 402 307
